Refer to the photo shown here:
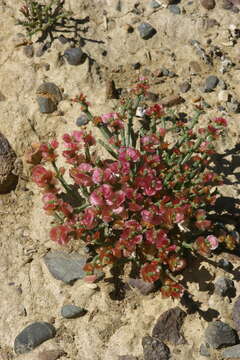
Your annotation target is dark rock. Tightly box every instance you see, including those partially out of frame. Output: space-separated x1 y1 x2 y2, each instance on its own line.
161 68 169 76
43 251 87 284
221 344 240 359
64 48 86 65
0 133 18 194
152 307 187 345
37 97 57 114
132 62 141 70
179 81 191 93
214 277 235 297
142 335 170 360
14 322 56 354
76 114 89 127
203 75 219 92
106 79 118 100
200 0 216 10
36 82 62 103
168 71 176 78
232 296 240 334
61 304 86 319
149 0 161 8
58 35 68 44
204 321 238 349
38 349 66 360
218 259 233 271
199 343 210 357
126 278 155 295
23 45 34 58
169 5 181 14
138 23 157 40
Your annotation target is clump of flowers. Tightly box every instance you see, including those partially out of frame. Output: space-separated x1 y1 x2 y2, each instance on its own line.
30 79 233 298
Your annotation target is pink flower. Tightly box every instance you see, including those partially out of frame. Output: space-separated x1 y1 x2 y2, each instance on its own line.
50 225 74 245
82 208 97 229
118 147 140 162
42 193 58 212
32 165 55 188
214 117 227 127
206 235 219 250
92 168 104 184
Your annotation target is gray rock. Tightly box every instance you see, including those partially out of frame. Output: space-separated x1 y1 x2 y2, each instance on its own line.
142 335 170 360
138 23 157 40
221 344 240 359
64 48 86 65
149 0 161 8
126 278 155 295
61 304 86 319
214 277 235 297
14 322 56 354
179 81 191 93
37 97 57 114
199 343 210 357
36 82 62 103
169 5 181 14
43 251 87 284
218 259 233 271
204 75 219 92
23 45 34 58
232 296 240 334
36 44 45 57
76 114 89 127
152 307 187 345
205 321 238 349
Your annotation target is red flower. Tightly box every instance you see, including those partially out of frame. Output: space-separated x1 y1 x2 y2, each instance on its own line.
140 261 161 282
32 165 55 188
161 279 184 298
50 225 74 245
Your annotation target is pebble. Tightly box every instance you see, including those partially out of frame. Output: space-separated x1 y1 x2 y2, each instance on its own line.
221 344 240 359
203 75 219 92
169 5 181 14
38 349 66 360
214 277 235 297
14 322 56 354
58 35 68 44
160 95 184 107
43 251 87 284
149 0 161 8
218 258 233 271
23 45 34 58
179 81 191 93
204 321 238 349
76 114 89 127
142 335 170 360
36 82 62 114
152 307 187 345
232 296 240 333
138 23 157 40
126 278 155 295
64 48 86 65
61 304 87 319
200 0 216 10
37 97 57 114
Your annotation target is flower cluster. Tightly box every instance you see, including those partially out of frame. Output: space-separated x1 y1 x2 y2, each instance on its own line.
30 79 233 298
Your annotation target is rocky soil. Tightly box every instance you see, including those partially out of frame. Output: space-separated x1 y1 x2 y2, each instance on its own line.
1 0 240 359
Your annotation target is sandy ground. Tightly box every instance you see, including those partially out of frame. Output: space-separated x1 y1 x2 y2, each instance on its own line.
1 0 240 359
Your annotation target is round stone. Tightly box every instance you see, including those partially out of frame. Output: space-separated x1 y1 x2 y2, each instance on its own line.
76 114 89 127
37 97 57 114
64 48 86 65
61 304 87 319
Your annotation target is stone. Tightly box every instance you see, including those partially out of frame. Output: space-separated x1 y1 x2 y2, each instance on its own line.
58 35 68 44
132 62 141 70
149 0 161 8
38 349 66 360
37 97 57 113
36 44 45 57
169 5 181 14
160 95 184 107
76 114 89 127
0 133 19 193
179 81 191 93
61 304 86 319
218 259 233 271
214 277 235 297
152 307 187 345
221 344 240 359
138 23 157 40
203 75 219 92
204 321 238 349
43 251 87 284
232 296 240 334
199 343 210 357
14 322 56 354
126 278 155 295
23 45 34 58
142 335 170 360
64 48 86 65
36 82 62 114
200 0 216 10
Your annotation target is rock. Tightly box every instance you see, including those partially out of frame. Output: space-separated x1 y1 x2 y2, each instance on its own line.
76 114 89 127
203 75 219 92
58 35 68 44
160 95 184 107
200 0 216 10
36 44 45 57
218 258 233 271
38 349 66 360
221 344 240 359
152 307 187 345
199 343 210 357
61 304 86 319
179 81 191 93
43 251 87 284
36 82 62 114
126 278 155 295
169 5 181 14
232 296 240 334
149 0 161 8
23 45 34 58
132 62 141 70
138 23 157 40
0 133 18 193
204 321 238 349
142 335 170 360
64 48 86 65
214 277 235 297
14 322 56 354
